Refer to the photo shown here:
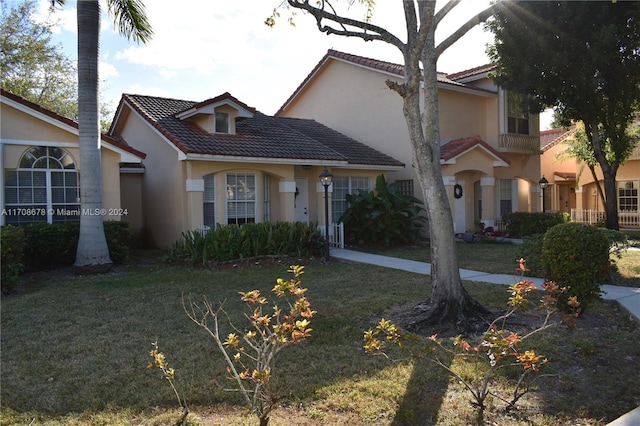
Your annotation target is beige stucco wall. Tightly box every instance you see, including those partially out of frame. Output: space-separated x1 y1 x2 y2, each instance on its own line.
120 172 144 235
116 110 185 248
279 58 541 231
1 101 133 225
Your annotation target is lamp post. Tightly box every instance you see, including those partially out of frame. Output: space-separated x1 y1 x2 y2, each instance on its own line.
539 176 549 213
319 168 333 263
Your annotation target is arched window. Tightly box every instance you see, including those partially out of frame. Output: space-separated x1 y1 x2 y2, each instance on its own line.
4 146 80 225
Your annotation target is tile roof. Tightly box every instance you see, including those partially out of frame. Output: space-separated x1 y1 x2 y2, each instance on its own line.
1 89 146 159
540 126 577 151
446 63 496 82
440 135 511 165
120 93 404 168
277 49 494 116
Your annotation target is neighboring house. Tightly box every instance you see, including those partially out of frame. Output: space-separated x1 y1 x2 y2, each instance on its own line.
0 89 146 233
541 125 640 228
277 50 543 234
108 92 404 248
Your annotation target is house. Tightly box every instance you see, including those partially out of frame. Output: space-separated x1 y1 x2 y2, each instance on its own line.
277 50 544 234
108 92 404 248
0 89 146 233
541 125 640 228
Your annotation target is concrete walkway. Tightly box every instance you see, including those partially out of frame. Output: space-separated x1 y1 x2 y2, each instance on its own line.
330 248 640 426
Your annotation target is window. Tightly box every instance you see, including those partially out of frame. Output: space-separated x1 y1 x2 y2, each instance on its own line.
203 173 215 227
263 174 271 222
395 179 414 197
215 112 229 133
332 176 370 223
226 173 255 225
498 179 514 217
619 181 638 212
506 91 530 135
4 146 79 225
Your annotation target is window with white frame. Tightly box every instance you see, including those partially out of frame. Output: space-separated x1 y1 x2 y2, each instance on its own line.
215 112 229 133
395 179 414 197
263 174 271 222
498 178 514 218
226 172 255 225
618 181 638 212
4 146 79 225
332 176 371 223
506 91 530 135
203 173 215 227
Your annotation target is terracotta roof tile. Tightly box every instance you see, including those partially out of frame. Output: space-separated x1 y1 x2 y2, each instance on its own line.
120 93 403 167
540 126 577 151
440 135 511 165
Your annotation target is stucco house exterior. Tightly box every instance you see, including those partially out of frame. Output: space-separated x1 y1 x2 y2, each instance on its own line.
108 92 404 248
540 124 640 228
0 89 146 232
277 50 544 234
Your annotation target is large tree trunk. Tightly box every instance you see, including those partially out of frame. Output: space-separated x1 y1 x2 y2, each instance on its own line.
393 9 491 335
586 121 620 230
74 0 112 273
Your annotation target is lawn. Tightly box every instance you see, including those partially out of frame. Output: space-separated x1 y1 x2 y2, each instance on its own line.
1 251 639 425
362 236 640 286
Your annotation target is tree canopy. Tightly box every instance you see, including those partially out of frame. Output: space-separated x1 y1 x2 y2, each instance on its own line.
487 0 640 229
1 0 77 119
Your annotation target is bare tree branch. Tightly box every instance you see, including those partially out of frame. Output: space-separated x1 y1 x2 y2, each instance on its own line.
434 1 505 60
434 0 461 26
286 0 405 50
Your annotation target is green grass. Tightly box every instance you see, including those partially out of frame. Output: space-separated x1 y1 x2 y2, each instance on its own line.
1 254 639 425
365 238 640 286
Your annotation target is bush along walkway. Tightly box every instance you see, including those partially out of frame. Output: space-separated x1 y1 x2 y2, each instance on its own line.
330 248 640 426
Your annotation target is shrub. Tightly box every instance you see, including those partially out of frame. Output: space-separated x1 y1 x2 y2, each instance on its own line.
502 212 567 238
165 222 324 266
515 233 545 277
104 221 131 263
339 174 426 246
23 222 79 270
23 221 131 271
542 223 610 313
1 225 26 294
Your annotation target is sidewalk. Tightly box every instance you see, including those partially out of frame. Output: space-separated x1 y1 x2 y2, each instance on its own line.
330 248 640 426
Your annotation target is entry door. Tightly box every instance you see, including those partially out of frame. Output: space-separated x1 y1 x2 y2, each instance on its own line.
454 180 466 233
294 177 309 223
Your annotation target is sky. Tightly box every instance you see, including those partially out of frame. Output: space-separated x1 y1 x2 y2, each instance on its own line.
29 0 552 127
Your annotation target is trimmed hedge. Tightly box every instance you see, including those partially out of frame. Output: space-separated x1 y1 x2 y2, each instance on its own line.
502 212 568 238
22 221 131 271
542 222 611 314
1 225 26 294
165 221 324 266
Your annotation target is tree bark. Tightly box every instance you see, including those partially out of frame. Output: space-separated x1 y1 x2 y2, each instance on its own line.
586 121 620 230
74 0 112 273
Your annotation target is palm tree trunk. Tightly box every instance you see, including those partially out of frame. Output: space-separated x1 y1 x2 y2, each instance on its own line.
74 0 112 273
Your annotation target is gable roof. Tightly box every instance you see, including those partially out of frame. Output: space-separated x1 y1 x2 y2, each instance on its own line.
277 49 496 116
440 135 511 167
540 126 577 152
0 89 146 161
116 93 404 168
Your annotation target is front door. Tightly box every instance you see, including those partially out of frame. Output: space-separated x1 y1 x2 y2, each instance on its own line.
454 180 466 233
294 177 309 223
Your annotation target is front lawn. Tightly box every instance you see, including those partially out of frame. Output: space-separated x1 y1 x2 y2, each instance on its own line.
1 256 639 425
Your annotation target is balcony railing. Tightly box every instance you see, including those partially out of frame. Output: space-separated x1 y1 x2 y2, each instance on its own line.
571 209 640 228
498 133 541 153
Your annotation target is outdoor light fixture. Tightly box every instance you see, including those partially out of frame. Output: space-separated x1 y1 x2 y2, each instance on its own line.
319 168 333 262
539 176 549 212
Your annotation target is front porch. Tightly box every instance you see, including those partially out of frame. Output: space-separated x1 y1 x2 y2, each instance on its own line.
571 209 640 228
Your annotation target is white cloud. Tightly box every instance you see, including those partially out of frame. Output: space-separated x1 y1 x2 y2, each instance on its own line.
99 61 119 79
158 69 177 79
